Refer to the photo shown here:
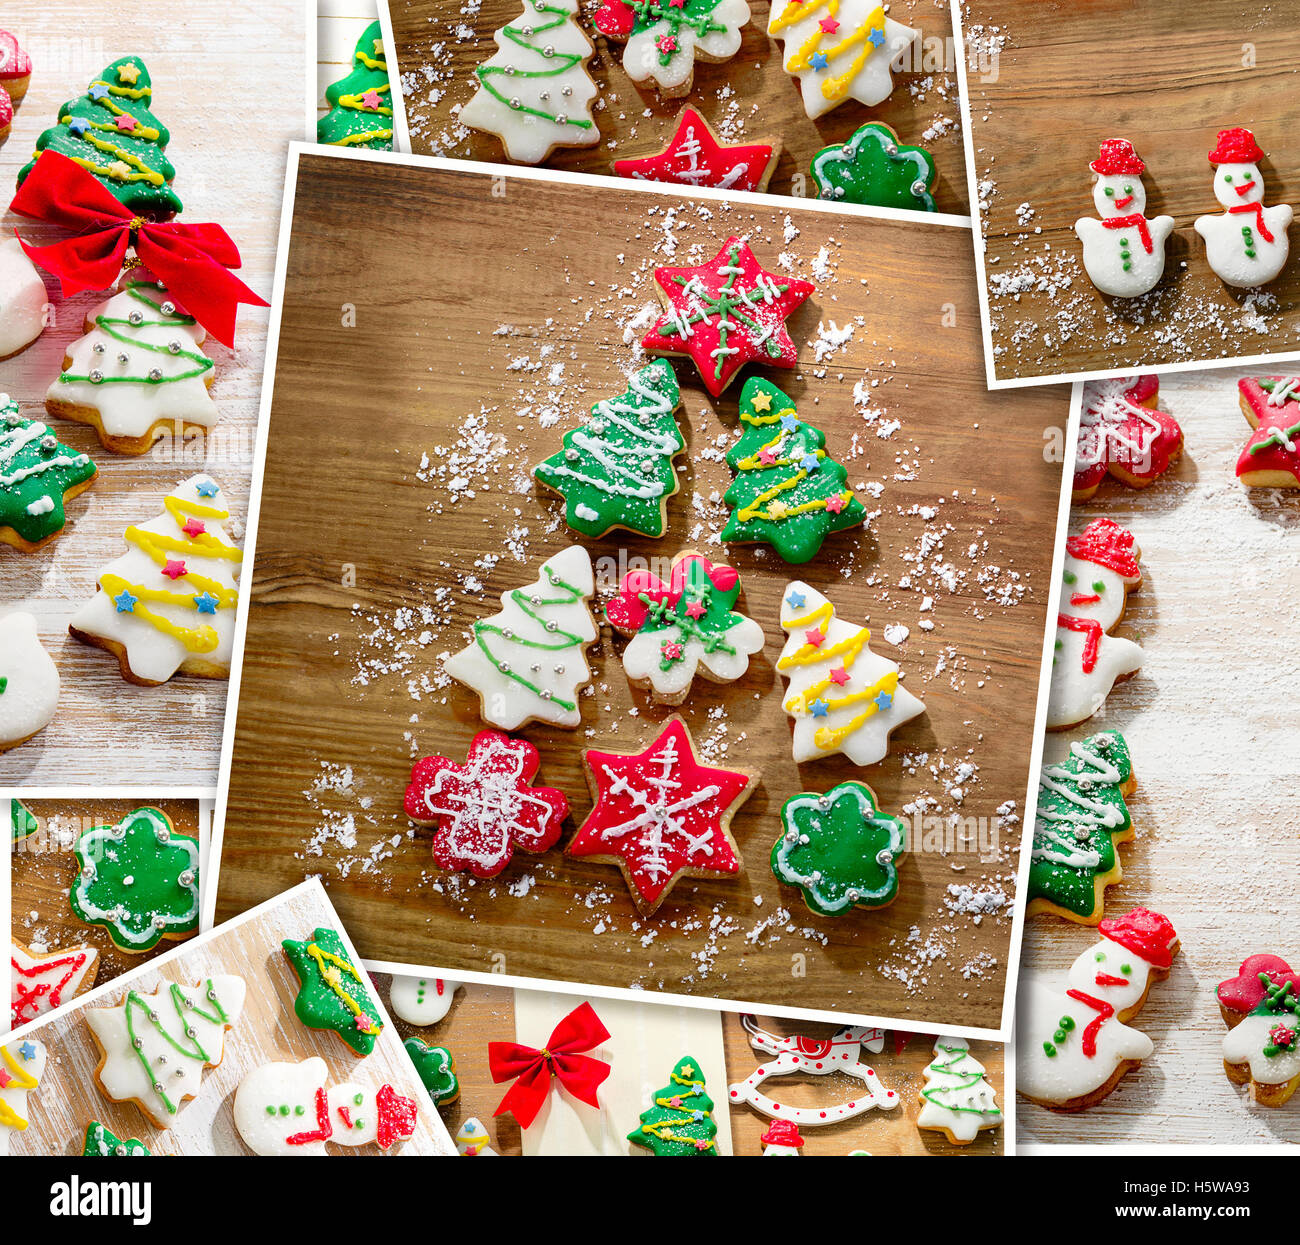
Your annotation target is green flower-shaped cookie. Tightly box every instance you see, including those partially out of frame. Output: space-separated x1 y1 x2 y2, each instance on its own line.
404 1038 459 1105
771 781 906 916
84 1121 150 1157
811 122 937 213
283 927 384 1055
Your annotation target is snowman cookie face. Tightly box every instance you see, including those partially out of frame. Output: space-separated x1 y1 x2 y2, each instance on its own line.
1214 162 1264 209
1093 172 1146 219
1059 551 1133 631
234 1058 332 1156
388 975 460 1027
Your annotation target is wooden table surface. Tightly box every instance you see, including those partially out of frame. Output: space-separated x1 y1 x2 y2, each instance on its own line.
0 0 306 789
12 797 207 1000
214 150 1069 1031
8 879 455 1156
958 0 1300 384
376 974 1005 1153
385 0 970 215
1020 364 1300 1147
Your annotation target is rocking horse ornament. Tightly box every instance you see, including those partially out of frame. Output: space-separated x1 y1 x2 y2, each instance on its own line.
727 1016 900 1125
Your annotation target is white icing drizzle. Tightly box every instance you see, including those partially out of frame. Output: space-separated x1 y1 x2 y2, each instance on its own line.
1033 736 1125 869
0 419 90 487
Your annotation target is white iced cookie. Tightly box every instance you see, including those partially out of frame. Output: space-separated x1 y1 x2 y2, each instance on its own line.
389 975 461 1026
327 1081 419 1150
916 1035 1001 1144
0 1040 45 1154
69 474 242 686
0 611 59 751
87 975 246 1129
459 0 600 165
1048 518 1144 731
1018 908 1177 1109
605 550 765 705
45 276 217 454
767 0 918 121
455 1116 498 1155
235 1058 332 1156
11 938 100 1028
444 545 598 730
776 581 924 767
1074 138 1175 298
1194 127 1293 288
0 238 47 359
595 0 752 97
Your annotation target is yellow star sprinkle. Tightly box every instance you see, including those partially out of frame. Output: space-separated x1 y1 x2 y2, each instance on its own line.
750 390 773 412
768 500 788 518
117 63 141 85
322 964 343 987
106 160 132 180
373 38 384 56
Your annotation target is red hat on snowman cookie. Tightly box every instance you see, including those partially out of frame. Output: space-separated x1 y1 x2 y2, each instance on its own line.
1090 138 1146 177
1207 126 1265 166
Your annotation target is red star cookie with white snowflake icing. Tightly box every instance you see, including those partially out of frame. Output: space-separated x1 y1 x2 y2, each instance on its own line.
1236 376 1300 488
567 715 755 914
1074 374 1182 500
614 108 780 194
642 236 815 398
404 730 569 879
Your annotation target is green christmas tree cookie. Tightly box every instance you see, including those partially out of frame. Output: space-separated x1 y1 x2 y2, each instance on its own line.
628 1056 718 1155
83 1121 150 1157
70 807 200 952
317 21 393 150
11 798 38 841
721 377 867 564
811 122 937 213
533 359 685 539
283 927 384 1055
772 780 907 917
1028 730 1135 923
0 402 97 553
404 1038 460 1105
20 56 181 218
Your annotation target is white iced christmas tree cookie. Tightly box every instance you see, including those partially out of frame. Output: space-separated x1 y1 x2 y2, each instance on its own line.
1048 518 1143 730
776 582 923 766
1075 139 1174 298
0 611 59 752
916 1035 1002 1144
456 1116 498 1155
0 1040 45 1154
1194 127 1293 288
87 975 246 1129
766 0 918 121
45 275 217 455
70 474 242 686
1018 908 1177 1110
594 0 752 98
0 238 47 359
460 0 600 165
444 545 598 730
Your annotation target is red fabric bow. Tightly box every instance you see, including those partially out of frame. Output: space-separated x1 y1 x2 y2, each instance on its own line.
488 1002 611 1128
9 150 267 347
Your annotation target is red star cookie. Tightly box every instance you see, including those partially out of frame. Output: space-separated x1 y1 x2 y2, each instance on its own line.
1074 374 1182 499
642 236 815 398
567 716 756 914
614 107 781 194
1237 376 1300 488
1218 954 1300 1023
404 731 568 879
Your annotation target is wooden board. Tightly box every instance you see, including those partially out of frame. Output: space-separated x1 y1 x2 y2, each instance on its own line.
0 0 306 788
958 0 1300 384
1019 364 1300 1147
374 975 1005 1154
12 798 207 1021
6 879 454 1155
213 151 1069 1029
385 0 970 215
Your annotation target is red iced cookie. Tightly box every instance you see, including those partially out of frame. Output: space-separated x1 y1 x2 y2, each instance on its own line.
404 730 568 878
1218 954 1300 1021
0 31 30 104
1074 374 1181 499
614 107 780 195
1236 376 1300 488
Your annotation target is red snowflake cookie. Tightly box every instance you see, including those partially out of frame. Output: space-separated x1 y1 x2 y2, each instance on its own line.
614 108 780 194
642 236 814 398
1074 374 1182 499
404 730 568 879
567 716 755 914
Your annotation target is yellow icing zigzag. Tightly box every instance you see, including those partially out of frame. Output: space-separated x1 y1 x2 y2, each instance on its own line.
769 0 888 108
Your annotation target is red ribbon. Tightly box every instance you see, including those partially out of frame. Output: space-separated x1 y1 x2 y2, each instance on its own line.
1101 212 1153 254
9 150 267 347
488 1002 611 1128
1229 201 1276 244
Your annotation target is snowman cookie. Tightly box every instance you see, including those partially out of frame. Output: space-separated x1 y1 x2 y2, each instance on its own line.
0 239 47 359
234 1058 333 1155
1018 908 1178 1111
389 975 461 1026
327 1081 419 1150
1048 519 1144 731
0 612 60 752
605 550 765 705
1219 954 1300 1106
1075 139 1174 298
1194 127 1292 288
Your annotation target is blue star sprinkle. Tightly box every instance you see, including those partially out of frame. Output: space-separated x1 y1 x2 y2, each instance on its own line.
195 479 219 498
88 83 110 100
18 1042 36 1061
113 589 138 614
874 690 894 711
785 590 806 610
799 453 820 472
868 26 885 48
810 699 830 718
810 51 829 70
780 414 800 433
194 592 220 615
68 117 90 136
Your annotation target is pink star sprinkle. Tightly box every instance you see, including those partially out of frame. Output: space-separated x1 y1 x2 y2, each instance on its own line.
818 16 839 32
685 601 706 619
825 493 847 514
657 34 678 51
804 628 825 648
182 519 206 537
361 89 382 109
829 665 850 685
758 447 778 465
161 559 188 580
115 114 136 132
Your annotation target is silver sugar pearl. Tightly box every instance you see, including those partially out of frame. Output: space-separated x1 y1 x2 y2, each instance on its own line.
92 342 106 354
509 97 522 110
545 620 558 632
543 44 555 57
128 310 144 325
41 435 58 451
161 301 176 316
117 352 129 364
540 689 553 700
555 113 568 125
168 340 182 354
562 86 573 97
179 870 195 886
89 370 104 383
152 914 168 928
148 368 163 381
